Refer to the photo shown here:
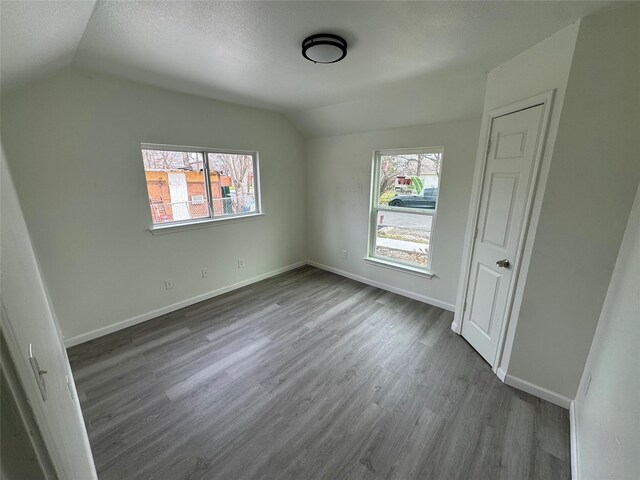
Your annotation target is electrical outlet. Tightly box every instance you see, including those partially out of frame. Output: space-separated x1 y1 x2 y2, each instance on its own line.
342 250 348 259
583 372 592 397
201 268 209 279
237 259 245 269
164 279 174 290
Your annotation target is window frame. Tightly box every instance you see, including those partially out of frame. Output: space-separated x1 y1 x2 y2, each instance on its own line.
366 147 444 276
141 143 262 233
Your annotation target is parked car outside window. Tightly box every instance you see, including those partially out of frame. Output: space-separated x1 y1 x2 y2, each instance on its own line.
388 187 438 209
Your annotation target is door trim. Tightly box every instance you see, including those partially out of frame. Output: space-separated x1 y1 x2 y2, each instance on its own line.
1 325 57 479
1 304 61 479
452 90 555 374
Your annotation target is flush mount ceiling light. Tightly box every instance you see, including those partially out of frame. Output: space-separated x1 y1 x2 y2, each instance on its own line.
302 33 348 64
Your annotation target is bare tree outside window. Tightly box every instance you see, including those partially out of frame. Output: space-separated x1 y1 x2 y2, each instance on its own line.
141 146 259 226
378 152 441 202
370 149 443 271
142 150 203 171
207 153 255 213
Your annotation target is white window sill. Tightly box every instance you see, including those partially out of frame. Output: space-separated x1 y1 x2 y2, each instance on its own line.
149 212 265 235
363 256 435 278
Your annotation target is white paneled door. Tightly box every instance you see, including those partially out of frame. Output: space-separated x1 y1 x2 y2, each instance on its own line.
462 105 545 365
168 172 190 221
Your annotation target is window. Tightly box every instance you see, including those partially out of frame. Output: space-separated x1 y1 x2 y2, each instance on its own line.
141 144 260 227
368 148 443 273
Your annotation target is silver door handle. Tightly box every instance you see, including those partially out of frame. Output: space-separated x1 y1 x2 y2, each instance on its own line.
28 344 47 401
496 259 510 268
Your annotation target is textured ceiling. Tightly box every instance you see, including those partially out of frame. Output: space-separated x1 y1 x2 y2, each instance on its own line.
0 0 97 89
1 1 611 136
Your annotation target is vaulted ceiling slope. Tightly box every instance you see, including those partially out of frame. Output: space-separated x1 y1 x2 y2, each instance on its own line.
0 1 97 89
1 1 610 137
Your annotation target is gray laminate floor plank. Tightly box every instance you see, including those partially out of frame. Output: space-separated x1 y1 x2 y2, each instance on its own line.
68 266 571 480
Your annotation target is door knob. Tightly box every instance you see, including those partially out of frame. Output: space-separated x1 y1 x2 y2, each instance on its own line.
496 259 510 268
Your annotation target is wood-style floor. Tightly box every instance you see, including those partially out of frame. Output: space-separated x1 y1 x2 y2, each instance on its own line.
68 266 570 480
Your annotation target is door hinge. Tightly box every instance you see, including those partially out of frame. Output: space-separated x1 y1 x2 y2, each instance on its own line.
474 226 478 239
463 302 467 312
486 139 491 155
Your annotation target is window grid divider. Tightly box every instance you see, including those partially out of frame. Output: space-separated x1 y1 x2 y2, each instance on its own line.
141 143 260 227
368 147 444 273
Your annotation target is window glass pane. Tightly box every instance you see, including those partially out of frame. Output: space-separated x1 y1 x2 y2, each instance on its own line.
207 153 256 216
378 152 442 209
374 210 432 267
142 149 209 224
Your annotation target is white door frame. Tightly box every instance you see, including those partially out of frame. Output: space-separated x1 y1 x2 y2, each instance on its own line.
1 313 58 479
452 90 555 376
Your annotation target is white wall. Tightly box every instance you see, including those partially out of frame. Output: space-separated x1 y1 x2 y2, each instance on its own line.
1 68 307 344
454 22 579 374
573 184 640 480
506 4 640 400
306 117 481 309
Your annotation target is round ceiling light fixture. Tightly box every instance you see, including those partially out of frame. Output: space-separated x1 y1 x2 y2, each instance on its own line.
302 33 348 64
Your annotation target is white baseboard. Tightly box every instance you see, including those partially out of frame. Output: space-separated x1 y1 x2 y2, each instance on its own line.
65 259 456 348
450 321 461 334
570 400 579 480
307 260 456 312
496 367 507 382
503 373 572 409
64 261 307 348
